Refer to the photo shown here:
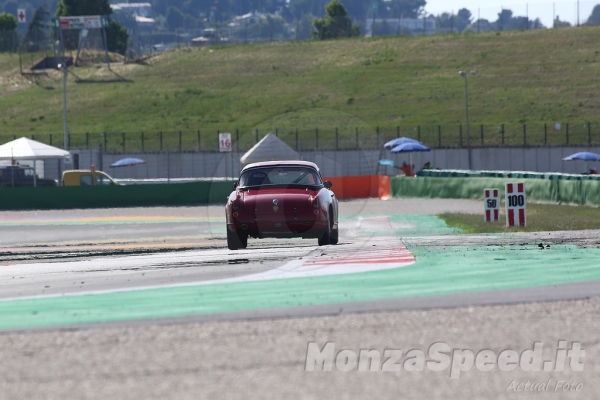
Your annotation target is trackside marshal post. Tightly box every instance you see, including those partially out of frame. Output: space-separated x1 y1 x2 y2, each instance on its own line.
484 188 499 222
505 182 526 227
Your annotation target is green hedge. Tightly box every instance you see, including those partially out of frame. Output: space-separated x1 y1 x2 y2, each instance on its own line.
0 181 236 210
392 176 600 207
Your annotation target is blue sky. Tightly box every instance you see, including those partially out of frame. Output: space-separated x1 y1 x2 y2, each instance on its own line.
423 0 597 28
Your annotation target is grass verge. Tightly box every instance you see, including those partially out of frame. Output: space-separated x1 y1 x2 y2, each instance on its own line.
439 202 600 233
2 27 600 150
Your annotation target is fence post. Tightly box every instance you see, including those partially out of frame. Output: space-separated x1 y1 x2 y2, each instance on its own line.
588 122 591 145
502 124 505 145
197 130 201 151
275 129 278 137
335 127 338 150
296 128 299 151
236 129 239 151
86 133 89 149
523 124 526 146
356 127 359 149
438 125 441 147
566 123 569 145
480 124 484 145
179 131 182 152
417 126 420 142
160 131 163 151
255 129 259 144
141 132 145 152
544 123 547 145
397 126 399 138
376 127 379 148
459 125 463 147
316 128 319 149
49 134 52 146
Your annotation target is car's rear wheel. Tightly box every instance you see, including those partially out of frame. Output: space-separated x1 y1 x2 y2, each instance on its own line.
227 228 247 250
318 212 333 246
330 225 339 245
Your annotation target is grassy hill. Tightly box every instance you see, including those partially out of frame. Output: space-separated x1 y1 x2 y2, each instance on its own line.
1 27 600 151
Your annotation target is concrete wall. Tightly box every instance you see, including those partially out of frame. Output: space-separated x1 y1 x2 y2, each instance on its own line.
51 145 600 181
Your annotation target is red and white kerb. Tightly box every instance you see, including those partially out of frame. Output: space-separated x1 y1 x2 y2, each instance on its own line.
484 188 500 222
505 182 526 227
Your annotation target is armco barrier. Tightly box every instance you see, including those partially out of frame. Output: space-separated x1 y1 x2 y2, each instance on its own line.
0 176 389 210
391 176 600 207
0 181 236 210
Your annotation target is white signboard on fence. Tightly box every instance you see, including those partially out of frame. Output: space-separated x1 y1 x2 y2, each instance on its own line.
57 16 107 30
483 188 500 222
17 9 26 23
219 133 232 152
505 182 526 227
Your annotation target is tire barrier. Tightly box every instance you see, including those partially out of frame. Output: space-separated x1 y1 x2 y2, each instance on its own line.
392 176 600 207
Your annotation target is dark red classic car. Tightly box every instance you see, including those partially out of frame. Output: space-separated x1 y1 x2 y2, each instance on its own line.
225 161 339 250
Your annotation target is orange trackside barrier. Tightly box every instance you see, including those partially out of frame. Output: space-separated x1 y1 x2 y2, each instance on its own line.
322 175 390 200
378 175 391 200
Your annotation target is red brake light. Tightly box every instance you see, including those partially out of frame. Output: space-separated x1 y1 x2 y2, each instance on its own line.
312 196 319 209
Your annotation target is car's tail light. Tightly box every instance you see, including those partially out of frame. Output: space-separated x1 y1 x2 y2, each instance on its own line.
232 200 240 212
311 197 319 209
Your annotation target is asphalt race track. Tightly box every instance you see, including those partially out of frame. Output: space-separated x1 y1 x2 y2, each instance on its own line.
1 198 599 399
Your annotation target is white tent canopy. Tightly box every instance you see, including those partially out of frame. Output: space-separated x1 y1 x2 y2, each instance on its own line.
0 137 70 187
0 137 70 159
240 133 299 165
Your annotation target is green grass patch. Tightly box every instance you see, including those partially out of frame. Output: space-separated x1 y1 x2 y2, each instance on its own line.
439 202 600 233
2 28 600 150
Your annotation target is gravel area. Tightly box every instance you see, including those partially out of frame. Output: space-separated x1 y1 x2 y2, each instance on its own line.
0 298 597 399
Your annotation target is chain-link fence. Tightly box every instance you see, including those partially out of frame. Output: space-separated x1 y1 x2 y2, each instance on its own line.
1 122 598 154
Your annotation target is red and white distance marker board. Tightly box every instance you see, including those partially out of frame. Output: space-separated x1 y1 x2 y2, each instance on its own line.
218 133 232 152
484 188 500 222
505 182 526 227
17 9 26 23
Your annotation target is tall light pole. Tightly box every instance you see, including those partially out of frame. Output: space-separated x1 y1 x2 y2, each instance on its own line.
459 70 475 170
57 34 68 150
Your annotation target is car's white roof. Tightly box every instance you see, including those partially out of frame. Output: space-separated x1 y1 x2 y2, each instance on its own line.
241 160 320 173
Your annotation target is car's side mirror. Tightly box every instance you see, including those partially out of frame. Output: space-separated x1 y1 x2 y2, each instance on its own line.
324 181 332 189
232 182 238 189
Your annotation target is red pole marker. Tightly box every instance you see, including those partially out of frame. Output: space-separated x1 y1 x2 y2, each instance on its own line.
505 182 526 227
483 188 500 222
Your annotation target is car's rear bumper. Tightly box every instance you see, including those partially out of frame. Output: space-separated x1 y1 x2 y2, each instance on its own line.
227 219 328 239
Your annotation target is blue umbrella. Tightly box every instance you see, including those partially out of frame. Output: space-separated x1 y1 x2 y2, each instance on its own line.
390 142 431 153
562 152 600 161
390 142 431 173
563 152 600 174
383 137 421 149
110 157 146 168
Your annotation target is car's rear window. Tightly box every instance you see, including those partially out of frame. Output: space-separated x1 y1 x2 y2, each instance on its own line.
240 167 322 187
